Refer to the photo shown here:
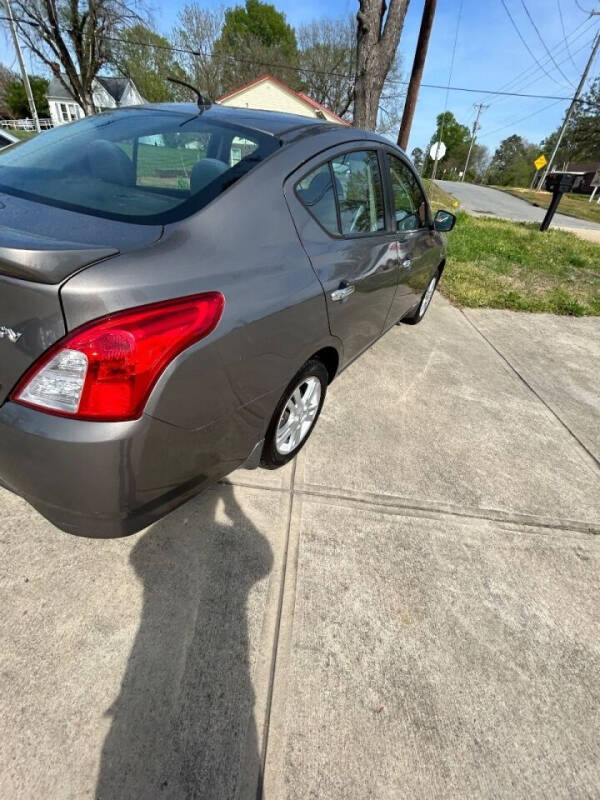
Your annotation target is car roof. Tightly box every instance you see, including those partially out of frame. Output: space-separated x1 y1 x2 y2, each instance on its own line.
128 102 389 146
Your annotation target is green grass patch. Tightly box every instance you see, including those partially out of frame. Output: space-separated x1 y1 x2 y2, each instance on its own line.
6 129 38 142
422 178 459 213
440 212 600 316
495 186 600 225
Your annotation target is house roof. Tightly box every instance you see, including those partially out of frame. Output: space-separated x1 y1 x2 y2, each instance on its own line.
47 74 134 103
96 76 130 102
47 77 73 101
566 161 600 174
217 73 351 126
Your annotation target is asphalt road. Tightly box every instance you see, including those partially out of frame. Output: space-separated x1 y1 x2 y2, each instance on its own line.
1 296 599 799
437 180 600 231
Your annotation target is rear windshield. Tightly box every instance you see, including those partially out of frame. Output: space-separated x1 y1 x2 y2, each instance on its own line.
0 108 280 224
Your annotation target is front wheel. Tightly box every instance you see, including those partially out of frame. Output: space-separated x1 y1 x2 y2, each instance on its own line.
261 359 328 469
401 272 439 325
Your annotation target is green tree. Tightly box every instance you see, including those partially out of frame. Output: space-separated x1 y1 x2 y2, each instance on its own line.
467 142 490 182
213 0 299 92
5 75 49 118
410 146 424 172
111 24 186 102
541 77 600 166
0 64 18 119
423 112 471 178
487 135 538 187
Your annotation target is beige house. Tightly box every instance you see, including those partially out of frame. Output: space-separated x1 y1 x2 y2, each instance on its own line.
217 73 350 125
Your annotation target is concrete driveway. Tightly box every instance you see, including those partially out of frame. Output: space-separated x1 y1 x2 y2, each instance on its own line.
1 296 599 799
438 180 600 234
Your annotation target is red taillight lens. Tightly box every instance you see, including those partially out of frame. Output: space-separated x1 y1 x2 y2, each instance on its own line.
12 292 225 421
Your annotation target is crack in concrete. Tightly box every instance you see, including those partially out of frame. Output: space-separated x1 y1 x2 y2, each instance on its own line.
254 459 297 800
460 309 600 472
222 478 600 537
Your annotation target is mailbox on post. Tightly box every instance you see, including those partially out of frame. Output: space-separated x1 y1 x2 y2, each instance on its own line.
540 172 578 231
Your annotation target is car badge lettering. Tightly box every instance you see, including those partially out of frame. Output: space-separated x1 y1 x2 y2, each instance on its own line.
0 326 22 343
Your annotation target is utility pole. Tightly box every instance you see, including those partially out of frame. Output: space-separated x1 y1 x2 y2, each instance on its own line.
2 0 41 133
537 28 599 190
461 103 487 182
397 0 438 151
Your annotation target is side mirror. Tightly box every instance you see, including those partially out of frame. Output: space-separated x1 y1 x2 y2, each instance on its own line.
433 209 456 232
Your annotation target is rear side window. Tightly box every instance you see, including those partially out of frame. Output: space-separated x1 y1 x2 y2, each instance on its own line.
296 163 338 234
296 149 385 237
0 109 279 224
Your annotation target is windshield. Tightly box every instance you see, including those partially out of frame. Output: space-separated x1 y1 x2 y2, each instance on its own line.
0 108 280 224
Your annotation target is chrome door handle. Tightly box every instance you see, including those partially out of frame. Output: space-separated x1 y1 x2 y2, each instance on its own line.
330 283 355 302
401 259 412 269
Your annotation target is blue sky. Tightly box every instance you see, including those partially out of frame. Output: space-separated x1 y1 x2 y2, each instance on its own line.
2 0 599 157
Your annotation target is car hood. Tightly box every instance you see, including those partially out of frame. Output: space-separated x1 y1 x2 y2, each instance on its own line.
0 193 162 284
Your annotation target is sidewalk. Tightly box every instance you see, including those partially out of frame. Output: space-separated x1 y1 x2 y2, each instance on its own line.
1 297 599 799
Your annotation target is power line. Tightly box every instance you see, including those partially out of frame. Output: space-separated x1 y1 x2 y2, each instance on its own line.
538 30 600 187
431 0 463 181
557 0 579 68
520 0 574 84
574 0 597 14
499 0 570 86
85 32 590 101
1 13 594 105
472 24 597 112
478 98 564 139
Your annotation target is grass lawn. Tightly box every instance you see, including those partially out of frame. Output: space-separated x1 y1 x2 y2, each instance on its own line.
495 186 600 225
7 129 38 142
440 212 600 316
422 178 459 212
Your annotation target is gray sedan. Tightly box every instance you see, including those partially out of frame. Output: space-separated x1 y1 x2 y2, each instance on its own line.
0 103 454 537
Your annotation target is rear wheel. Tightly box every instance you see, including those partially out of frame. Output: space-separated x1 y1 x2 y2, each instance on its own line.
261 359 328 469
401 272 439 325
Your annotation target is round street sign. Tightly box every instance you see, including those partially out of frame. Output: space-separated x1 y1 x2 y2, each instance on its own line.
429 141 446 160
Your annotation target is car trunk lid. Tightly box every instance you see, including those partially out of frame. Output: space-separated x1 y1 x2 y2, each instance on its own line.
0 195 162 404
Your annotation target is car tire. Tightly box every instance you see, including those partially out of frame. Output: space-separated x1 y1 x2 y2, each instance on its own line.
261 359 328 469
400 271 440 325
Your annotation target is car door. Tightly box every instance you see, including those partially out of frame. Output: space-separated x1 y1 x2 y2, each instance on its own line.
384 152 441 322
286 146 398 365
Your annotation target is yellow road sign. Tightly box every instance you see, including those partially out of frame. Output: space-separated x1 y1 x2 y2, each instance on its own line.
534 155 547 170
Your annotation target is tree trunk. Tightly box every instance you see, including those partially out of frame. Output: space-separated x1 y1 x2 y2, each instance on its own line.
353 0 409 130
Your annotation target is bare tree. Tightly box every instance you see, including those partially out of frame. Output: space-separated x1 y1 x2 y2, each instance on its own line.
297 17 355 119
354 0 409 130
172 3 224 101
11 0 145 114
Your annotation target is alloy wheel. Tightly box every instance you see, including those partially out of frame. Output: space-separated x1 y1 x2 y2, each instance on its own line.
275 376 322 455
419 276 437 318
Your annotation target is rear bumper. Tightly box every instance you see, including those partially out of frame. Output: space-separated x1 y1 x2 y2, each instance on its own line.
0 401 263 538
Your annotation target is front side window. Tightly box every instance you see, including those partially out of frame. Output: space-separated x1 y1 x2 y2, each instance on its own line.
332 150 385 235
0 109 280 224
388 154 427 232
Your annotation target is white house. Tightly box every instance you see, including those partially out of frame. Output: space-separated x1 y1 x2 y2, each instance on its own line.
46 75 145 126
217 73 350 125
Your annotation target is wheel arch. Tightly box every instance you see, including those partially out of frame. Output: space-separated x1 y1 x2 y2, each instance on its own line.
311 345 340 384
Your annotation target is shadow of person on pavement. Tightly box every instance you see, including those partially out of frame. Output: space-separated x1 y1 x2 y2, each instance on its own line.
95 482 273 800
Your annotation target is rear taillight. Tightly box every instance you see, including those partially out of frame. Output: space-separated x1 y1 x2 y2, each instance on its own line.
11 293 225 421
